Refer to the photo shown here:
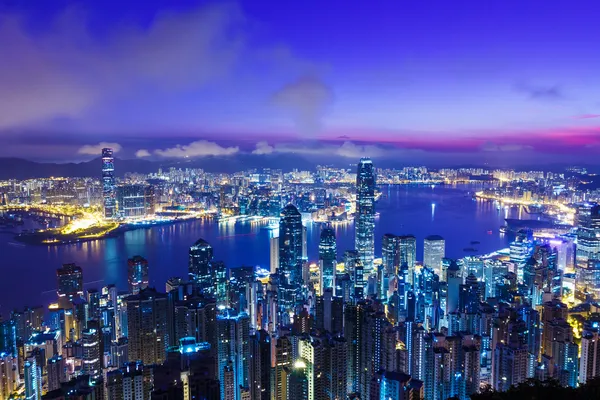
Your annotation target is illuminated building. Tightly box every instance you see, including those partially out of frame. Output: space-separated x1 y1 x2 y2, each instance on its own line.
116 184 155 218
189 238 214 293
398 235 417 285
106 362 153 400
298 336 326 400
127 255 149 295
423 235 445 277
279 204 304 287
319 227 337 293
370 370 420 400
286 360 309 400
249 330 271 400
509 229 534 283
81 326 101 380
102 147 116 219
217 311 250 400
576 203 600 300
23 357 41 400
355 158 376 275
126 288 169 365
213 261 229 307
579 330 600 384
270 236 279 274
56 263 83 301
0 354 18 400
273 336 292 400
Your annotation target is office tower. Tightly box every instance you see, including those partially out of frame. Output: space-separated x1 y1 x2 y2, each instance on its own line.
102 147 116 219
249 330 271 400
23 357 41 400
286 360 309 400
553 340 579 388
116 184 154 218
273 336 293 400
270 236 279 274
106 362 153 400
319 227 337 293
423 235 445 277
189 238 214 292
355 158 376 275
126 288 169 365
446 260 461 315
510 229 534 283
370 370 418 400
0 354 18 400
11 307 44 342
344 250 364 300
127 255 149 295
213 261 229 307
579 330 600 384
56 263 83 300
382 234 400 276
217 311 250 400
299 336 326 400
302 226 308 261
0 321 16 357
279 204 304 286
81 326 101 380
459 273 481 314
398 235 417 284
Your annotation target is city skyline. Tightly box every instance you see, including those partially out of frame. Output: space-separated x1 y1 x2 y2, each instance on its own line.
2 1 600 165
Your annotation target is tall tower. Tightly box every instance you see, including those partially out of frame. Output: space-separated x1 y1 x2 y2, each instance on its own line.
217 311 250 400
126 288 169 365
279 205 304 286
127 256 149 295
423 235 445 277
189 239 214 293
319 227 337 293
56 263 83 301
355 158 376 274
102 148 116 219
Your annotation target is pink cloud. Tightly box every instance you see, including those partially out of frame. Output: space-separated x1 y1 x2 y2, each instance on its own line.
572 114 600 120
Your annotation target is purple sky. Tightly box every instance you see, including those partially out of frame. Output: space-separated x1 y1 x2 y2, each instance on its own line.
2 0 600 165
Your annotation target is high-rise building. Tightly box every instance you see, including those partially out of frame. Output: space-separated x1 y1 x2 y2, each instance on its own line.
189 238 214 293
81 326 101 380
382 234 400 276
355 158 376 275
217 311 250 400
0 354 18 400
56 263 83 300
116 184 155 218
579 330 600 384
319 227 337 293
398 235 417 285
279 204 304 286
270 236 279 274
126 288 169 365
286 360 309 400
127 255 149 295
102 147 116 219
23 357 41 400
423 236 445 277
249 330 271 400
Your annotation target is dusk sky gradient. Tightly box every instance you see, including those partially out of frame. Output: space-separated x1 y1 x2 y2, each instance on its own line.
2 0 600 165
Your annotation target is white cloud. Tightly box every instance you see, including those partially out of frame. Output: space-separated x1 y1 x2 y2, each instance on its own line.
252 141 274 155
252 141 388 158
135 149 151 158
78 142 122 155
155 140 239 158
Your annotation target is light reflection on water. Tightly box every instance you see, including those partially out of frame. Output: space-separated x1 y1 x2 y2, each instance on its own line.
0 184 526 315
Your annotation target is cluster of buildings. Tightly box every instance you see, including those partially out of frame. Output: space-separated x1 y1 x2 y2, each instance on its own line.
6 156 600 399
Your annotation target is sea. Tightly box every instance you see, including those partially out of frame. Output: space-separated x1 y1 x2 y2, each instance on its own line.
0 183 530 317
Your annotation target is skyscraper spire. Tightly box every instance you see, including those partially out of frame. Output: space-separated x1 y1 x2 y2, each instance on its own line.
355 158 376 276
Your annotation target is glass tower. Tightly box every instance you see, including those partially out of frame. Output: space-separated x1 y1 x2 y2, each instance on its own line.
102 148 116 219
355 158 376 274
127 255 149 295
278 204 304 286
319 227 337 292
189 238 214 293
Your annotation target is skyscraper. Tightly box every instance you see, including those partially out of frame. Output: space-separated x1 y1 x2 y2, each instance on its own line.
355 158 376 275
423 235 445 277
56 263 83 300
81 326 101 380
217 311 250 400
102 147 116 219
126 288 169 365
279 204 304 286
319 227 337 293
189 238 214 293
575 203 600 300
23 357 41 400
127 255 149 295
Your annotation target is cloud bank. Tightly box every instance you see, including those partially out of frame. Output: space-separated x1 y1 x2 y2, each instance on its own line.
78 142 122 155
154 140 239 158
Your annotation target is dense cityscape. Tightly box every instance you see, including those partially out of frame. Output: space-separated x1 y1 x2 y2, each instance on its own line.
1 148 600 400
